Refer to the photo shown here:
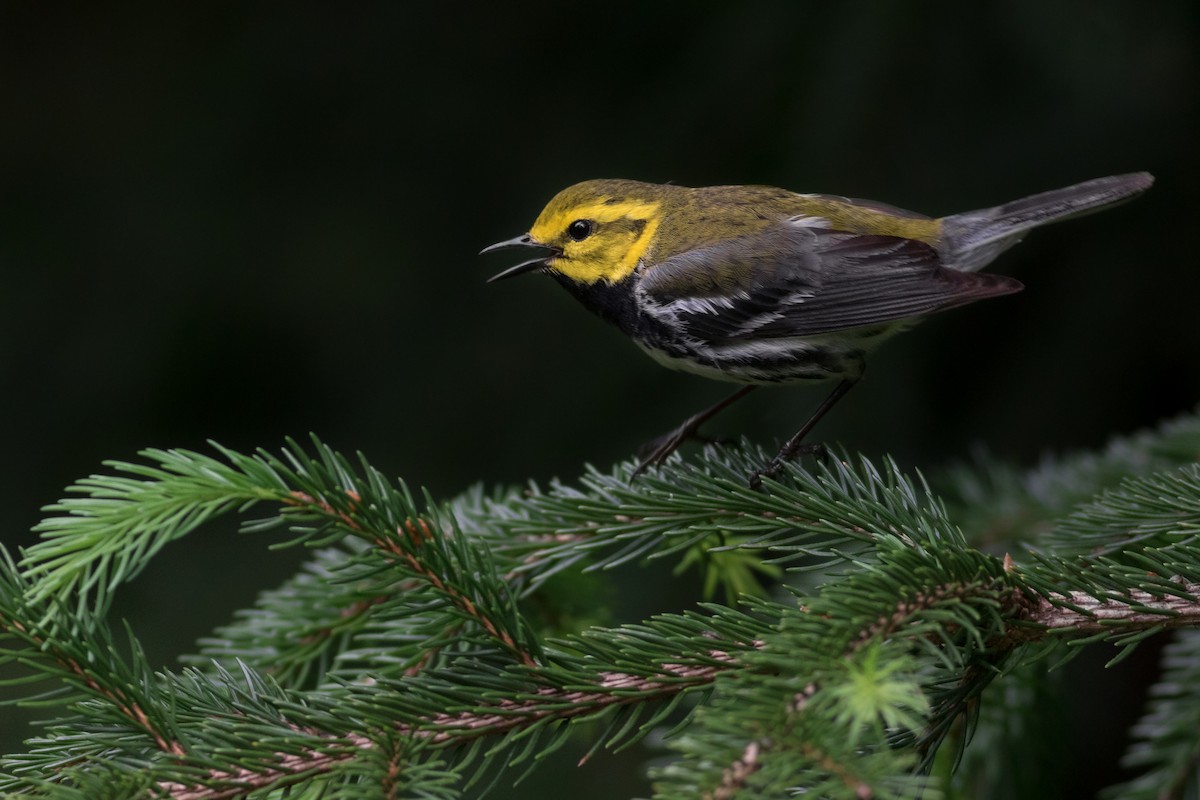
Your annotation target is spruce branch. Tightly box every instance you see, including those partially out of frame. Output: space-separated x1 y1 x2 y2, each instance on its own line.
0 549 184 758
21 444 288 613
185 539 472 689
151 611 765 799
3 413 1200 797
370 517 537 668
1023 583 1200 632
473 447 961 596
157 732 375 800
21 439 542 673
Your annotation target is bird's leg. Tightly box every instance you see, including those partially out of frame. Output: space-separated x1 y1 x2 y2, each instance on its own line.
749 378 858 490
632 385 758 479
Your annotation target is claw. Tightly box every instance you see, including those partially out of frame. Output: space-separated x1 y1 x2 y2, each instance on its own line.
631 427 693 480
748 442 827 490
629 385 759 482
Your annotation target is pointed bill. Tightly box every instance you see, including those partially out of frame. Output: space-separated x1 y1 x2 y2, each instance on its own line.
486 256 553 283
479 233 538 256
480 233 559 282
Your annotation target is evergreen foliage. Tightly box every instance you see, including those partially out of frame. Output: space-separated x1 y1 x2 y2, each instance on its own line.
2 412 1200 798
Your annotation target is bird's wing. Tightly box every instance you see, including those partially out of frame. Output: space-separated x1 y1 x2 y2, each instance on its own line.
637 225 1022 342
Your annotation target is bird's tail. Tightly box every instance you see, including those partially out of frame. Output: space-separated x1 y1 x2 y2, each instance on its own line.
940 172 1154 272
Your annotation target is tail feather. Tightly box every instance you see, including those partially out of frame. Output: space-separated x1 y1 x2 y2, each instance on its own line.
941 172 1154 272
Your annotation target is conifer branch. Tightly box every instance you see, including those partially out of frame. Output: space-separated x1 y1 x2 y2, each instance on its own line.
0 552 185 759
850 578 1012 654
707 682 819 800
1 622 185 757
373 517 536 668
797 740 875 799
47 638 185 758
153 653 742 798
282 488 537 668
4 414 1200 797
417 659 732 742
1024 582 1200 632
711 740 763 800
159 733 373 800
277 475 542 669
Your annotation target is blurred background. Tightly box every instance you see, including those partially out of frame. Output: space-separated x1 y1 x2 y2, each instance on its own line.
1 2 1196 796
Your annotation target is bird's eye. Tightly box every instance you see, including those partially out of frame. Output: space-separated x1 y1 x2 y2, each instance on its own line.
567 219 593 241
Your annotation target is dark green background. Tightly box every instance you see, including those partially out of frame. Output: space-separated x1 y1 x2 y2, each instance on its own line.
1 3 1197 796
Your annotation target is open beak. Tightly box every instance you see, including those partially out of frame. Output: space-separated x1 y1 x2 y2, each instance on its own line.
479 234 559 283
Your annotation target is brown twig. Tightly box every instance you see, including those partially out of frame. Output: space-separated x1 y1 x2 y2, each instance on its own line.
281 491 538 669
851 580 997 653
375 520 538 668
145 575 1200 799
41 481 1200 797
1022 581 1200 633
157 658 737 799
708 741 762 800
159 732 374 800
0 615 185 757
799 741 876 800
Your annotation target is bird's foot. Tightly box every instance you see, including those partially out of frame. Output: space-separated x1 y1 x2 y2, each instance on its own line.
631 418 723 480
748 442 827 490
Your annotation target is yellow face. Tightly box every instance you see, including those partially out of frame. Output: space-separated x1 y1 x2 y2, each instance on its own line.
528 180 664 285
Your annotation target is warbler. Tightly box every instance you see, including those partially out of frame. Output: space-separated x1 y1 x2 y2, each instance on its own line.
481 172 1153 485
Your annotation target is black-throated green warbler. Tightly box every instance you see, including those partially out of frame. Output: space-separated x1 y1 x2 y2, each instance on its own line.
482 172 1153 485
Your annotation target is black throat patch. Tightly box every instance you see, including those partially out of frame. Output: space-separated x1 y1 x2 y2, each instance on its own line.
550 272 643 336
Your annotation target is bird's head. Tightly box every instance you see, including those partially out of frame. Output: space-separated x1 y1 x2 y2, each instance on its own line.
481 179 671 286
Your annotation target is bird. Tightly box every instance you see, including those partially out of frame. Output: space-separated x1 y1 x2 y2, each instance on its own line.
481 172 1154 486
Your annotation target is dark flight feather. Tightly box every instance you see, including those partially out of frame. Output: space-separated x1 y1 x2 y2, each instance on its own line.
639 225 1023 342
